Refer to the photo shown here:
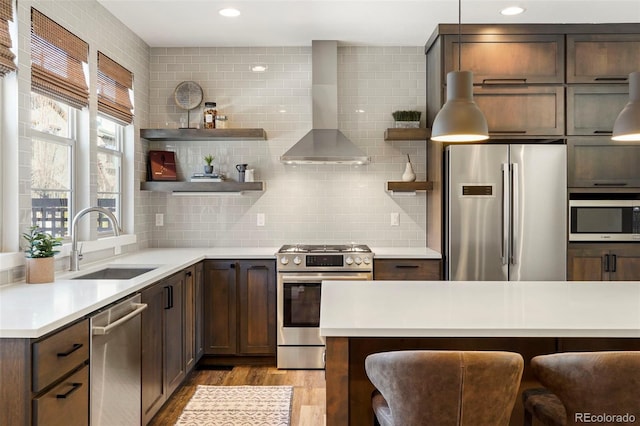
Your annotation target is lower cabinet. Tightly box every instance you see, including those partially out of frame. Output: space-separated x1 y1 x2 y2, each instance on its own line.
141 271 186 425
568 244 640 281
373 258 442 280
203 259 276 356
184 262 204 372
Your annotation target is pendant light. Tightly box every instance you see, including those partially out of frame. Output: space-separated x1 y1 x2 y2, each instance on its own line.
612 71 640 142
431 0 489 142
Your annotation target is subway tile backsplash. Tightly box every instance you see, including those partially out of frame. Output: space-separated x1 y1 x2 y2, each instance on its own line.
147 45 427 248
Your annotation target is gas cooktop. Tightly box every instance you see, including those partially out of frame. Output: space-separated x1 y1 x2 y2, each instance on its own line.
278 244 372 254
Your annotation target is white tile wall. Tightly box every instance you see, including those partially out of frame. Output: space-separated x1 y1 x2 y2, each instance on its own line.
148 45 427 247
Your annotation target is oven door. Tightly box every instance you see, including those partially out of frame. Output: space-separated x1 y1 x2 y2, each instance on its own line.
277 272 371 346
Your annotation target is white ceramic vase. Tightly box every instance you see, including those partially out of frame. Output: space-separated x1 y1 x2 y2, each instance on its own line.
402 155 416 182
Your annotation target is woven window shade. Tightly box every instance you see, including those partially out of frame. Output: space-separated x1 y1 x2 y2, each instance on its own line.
0 0 16 77
31 8 88 109
98 52 134 124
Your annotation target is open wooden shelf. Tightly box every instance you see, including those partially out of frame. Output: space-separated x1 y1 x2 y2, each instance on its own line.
140 181 265 193
386 181 433 192
384 128 430 141
140 128 267 141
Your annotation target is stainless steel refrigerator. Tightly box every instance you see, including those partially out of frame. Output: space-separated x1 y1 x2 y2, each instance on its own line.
445 144 567 281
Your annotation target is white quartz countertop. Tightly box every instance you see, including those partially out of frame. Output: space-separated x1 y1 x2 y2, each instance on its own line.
0 247 278 338
320 280 640 338
371 247 441 259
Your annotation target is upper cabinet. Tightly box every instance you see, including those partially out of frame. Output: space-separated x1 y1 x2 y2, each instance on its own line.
140 128 267 141
442 34 564 84
567 85 629 136
567 34 640 83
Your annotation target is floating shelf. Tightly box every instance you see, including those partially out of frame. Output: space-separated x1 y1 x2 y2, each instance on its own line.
140 128 267 141
386 181 433 192
140 181 265 193
384 128 430 141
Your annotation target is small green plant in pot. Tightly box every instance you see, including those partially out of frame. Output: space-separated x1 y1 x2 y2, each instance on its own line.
23 226 62 284
203 154 215 174
392 110 422 128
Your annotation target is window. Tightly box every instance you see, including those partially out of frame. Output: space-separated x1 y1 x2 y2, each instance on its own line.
97 115 123 233
30 93 76 237
0 0 16 77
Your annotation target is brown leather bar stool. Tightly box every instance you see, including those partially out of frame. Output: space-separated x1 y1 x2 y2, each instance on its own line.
523 351 640 426
364 350 524 426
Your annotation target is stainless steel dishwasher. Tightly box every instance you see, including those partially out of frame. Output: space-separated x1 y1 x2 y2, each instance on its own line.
90 293 147 425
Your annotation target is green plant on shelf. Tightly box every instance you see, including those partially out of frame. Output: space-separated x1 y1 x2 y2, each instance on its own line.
204 154 215 166
392 110 421 122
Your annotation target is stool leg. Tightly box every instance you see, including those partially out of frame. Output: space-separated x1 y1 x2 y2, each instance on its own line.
524 409 533 426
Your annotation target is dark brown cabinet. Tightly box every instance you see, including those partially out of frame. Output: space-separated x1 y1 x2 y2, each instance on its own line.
568 137 640 188
567 34 640 83
203 259 276 356
374 259 442 280
184 262 204 372
141 271 185 425
568 244 640 281
567 85 629 135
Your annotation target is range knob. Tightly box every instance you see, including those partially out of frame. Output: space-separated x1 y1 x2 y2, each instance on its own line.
363 256 371 265
354 256 362 265
280 256 289 265
293 256 302 265
345 256 354 265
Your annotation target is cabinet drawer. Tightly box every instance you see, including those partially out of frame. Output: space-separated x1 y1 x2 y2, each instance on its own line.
33 364 89 426
32 319 89 393
444 34 564 84
568 137 640 188
567 85 629 135
567 34 640 83
374 259 441 280
473 86 564 136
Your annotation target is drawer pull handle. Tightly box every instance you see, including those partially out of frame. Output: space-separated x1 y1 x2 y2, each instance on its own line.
57 343 83 357
482 78 527 85
593 130 613 135
396 265 420 269
56 382 82 399
594 182 628 187
491 130 528 134
594 77 628 82
186 271 192 277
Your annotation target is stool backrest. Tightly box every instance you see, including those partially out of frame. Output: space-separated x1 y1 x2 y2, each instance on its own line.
365 350 524 426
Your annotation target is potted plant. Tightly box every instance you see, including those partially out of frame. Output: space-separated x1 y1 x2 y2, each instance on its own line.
203 154 215 174
392 110 422 128
23 226 62 284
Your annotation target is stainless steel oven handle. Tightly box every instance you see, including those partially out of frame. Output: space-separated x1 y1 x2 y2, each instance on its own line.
92 303 148 336
280 274 372 282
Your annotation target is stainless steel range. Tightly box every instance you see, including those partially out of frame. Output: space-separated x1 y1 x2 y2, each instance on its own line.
276 244 373 369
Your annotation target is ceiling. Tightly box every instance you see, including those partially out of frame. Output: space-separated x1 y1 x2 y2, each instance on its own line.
97 0 640 47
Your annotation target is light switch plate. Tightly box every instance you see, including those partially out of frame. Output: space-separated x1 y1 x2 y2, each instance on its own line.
257 213 265 226
155 213 164 226
391 212 400 226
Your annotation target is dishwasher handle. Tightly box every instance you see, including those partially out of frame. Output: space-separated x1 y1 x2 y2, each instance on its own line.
92 303 148 336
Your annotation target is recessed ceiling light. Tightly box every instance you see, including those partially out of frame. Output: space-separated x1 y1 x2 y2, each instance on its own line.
500 6 526 16
219 8 240 17
251 65 268 72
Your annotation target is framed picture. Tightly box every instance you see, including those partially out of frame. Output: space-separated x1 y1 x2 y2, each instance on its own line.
148 150 177 181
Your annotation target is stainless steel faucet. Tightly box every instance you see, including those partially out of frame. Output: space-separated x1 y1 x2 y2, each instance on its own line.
69 206 121 271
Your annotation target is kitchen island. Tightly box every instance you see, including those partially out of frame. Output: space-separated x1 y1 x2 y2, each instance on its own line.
320 280 640 425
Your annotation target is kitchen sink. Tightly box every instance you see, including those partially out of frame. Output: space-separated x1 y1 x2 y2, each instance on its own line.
72 267 157 280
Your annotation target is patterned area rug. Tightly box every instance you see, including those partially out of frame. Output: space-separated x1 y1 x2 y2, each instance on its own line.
175 385 293 426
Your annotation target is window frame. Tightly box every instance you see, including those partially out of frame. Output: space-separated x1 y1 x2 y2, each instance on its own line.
96 114 124 235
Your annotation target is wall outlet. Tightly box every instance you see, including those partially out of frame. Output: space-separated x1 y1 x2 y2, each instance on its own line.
257 213 265 226
155 213 164 226
390 212 400 226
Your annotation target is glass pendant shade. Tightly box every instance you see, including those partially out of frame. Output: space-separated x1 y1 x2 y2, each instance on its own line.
612 71 640 142
431 71 489 142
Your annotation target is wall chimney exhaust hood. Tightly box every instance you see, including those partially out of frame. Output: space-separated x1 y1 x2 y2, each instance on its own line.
280 41 369 165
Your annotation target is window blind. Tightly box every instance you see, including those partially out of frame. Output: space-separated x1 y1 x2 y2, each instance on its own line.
0 0 16 77
31 8 89 109
98 52 134 124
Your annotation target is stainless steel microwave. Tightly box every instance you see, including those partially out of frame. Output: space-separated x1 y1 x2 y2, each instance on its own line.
569 200 640 241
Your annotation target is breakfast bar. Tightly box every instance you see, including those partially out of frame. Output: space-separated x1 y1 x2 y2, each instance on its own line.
320 280 640 425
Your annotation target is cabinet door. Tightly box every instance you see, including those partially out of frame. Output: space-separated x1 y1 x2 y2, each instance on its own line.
141 282 166 425
610 248 640 281
567 85 629 135
444 34 564 84
568 137 640 188
473 86 564 136
184 266 196 372
373 259 442 280
163 272 185 396
567 246 608 281
238 260 276 355
194 262 205 360
203 261 237 355
567 34 640 83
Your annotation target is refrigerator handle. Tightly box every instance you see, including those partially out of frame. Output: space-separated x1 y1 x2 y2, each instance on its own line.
511 162 519 265
501 163 509 265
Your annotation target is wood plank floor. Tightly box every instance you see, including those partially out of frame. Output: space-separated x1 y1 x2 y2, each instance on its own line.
148 366 326 426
